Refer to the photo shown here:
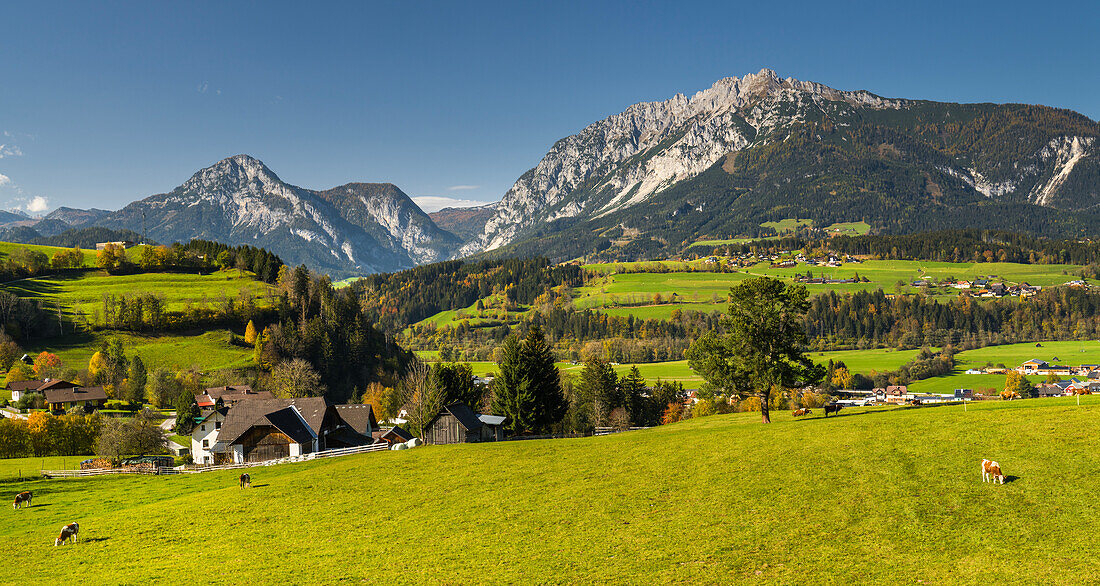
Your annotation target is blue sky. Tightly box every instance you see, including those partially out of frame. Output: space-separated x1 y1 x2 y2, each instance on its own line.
1 0 1097 214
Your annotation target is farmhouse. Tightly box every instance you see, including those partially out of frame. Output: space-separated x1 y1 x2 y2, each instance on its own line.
191 406 229 465
42 382 108 413
422 402 507 445
7 378 50 402
210 397 378 464
874 385 909 404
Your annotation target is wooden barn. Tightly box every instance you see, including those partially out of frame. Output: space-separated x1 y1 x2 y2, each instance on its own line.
422 403 506 445
214 397 378 463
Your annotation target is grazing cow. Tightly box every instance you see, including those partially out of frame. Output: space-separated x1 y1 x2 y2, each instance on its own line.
239 473 251 489
54 522 79 546
792 408 812 417
823 404 843 417
981 459 1005 484
13 491 32 509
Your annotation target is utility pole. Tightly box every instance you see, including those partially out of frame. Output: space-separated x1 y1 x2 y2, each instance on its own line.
142 211 147 245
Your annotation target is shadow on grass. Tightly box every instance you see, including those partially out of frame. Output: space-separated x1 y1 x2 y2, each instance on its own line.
249 483 270 488
80 537 110 544
1003 475 1020 484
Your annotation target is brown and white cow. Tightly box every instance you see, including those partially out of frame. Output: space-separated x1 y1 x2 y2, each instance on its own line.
13 491 32 509
239 473 251 488
792 408 812 417
54 522 79 546
981 459 1005 484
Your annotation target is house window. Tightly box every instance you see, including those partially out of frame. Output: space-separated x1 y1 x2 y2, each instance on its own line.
201 424 206 432
203 440 209 448
215 421 221 430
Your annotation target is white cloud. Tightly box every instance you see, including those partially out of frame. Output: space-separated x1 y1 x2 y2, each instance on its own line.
197 81 209 93
26 196 48 213
412 196 495 213
0 144 23 158
0 174 9 187
447 184 480 191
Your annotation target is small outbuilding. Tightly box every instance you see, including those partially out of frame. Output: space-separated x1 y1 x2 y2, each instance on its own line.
422 403 507 445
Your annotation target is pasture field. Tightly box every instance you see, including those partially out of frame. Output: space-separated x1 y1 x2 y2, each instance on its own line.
0 242 99 268
4 398 1100 583
0 456 86 482
562 259 1085 321
3 269 274 318
760 217 813 233
906 340 1100 394
25 329 255 372
823 220 872 235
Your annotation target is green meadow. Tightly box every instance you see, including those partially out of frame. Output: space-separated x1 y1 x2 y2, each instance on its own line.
4 269 274 317
4 398 1100 583
0 242 99 268
907 340 1100 394
563 259 1084 321
25 329 255 372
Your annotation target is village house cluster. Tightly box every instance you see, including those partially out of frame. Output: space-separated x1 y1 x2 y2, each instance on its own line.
188 385 507 465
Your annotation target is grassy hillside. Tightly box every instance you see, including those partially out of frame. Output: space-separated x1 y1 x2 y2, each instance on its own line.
0 241 99 267
4 398 1100 582
5 268 273 317
25 329 255 372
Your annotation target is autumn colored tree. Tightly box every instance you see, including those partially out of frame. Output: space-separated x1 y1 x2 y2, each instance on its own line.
32 351 63 378
244 320 258 345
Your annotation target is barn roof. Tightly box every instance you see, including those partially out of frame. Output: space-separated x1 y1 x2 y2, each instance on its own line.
478 414 506 426
379 426 414 443
335 404 378 435
442 402 483 432
219 398 329 446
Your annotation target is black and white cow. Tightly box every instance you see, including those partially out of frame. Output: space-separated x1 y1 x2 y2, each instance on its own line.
239 473 251 488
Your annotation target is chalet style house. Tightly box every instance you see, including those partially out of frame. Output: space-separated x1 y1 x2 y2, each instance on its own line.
191 396 378 464
422 402 507 445
8 378 108 412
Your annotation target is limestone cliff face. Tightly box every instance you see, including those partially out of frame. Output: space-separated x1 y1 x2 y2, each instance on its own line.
464 69 1098 255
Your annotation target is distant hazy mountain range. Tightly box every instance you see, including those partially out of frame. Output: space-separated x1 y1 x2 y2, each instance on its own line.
6 69 1098 273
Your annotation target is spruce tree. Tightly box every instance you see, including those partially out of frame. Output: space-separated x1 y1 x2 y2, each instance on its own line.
492 335 535 433
520 326 567 431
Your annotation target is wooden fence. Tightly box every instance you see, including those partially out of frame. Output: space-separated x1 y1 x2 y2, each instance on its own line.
41 467 180 479
594 426 652 436
41 442 392 479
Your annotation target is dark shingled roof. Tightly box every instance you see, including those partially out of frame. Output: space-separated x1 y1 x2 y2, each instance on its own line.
262 407 316 445
379 426 414 443
219 397 332 446
194 386 274 407
38 379 79 392
43 386 107 404
334 404 378 435
7 379 47 392
440 402 483 432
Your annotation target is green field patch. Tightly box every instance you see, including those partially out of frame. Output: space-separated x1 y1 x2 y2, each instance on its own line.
0 242 99 267
26 329 255 372
760 218 813 233
4 400 1100 581
823 221 871 235
4 269 274 318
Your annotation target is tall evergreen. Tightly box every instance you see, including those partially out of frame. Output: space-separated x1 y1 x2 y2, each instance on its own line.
492 335 534 433
492 327 566 434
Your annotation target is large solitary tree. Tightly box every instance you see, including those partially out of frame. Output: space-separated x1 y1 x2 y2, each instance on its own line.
686 277 822 423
